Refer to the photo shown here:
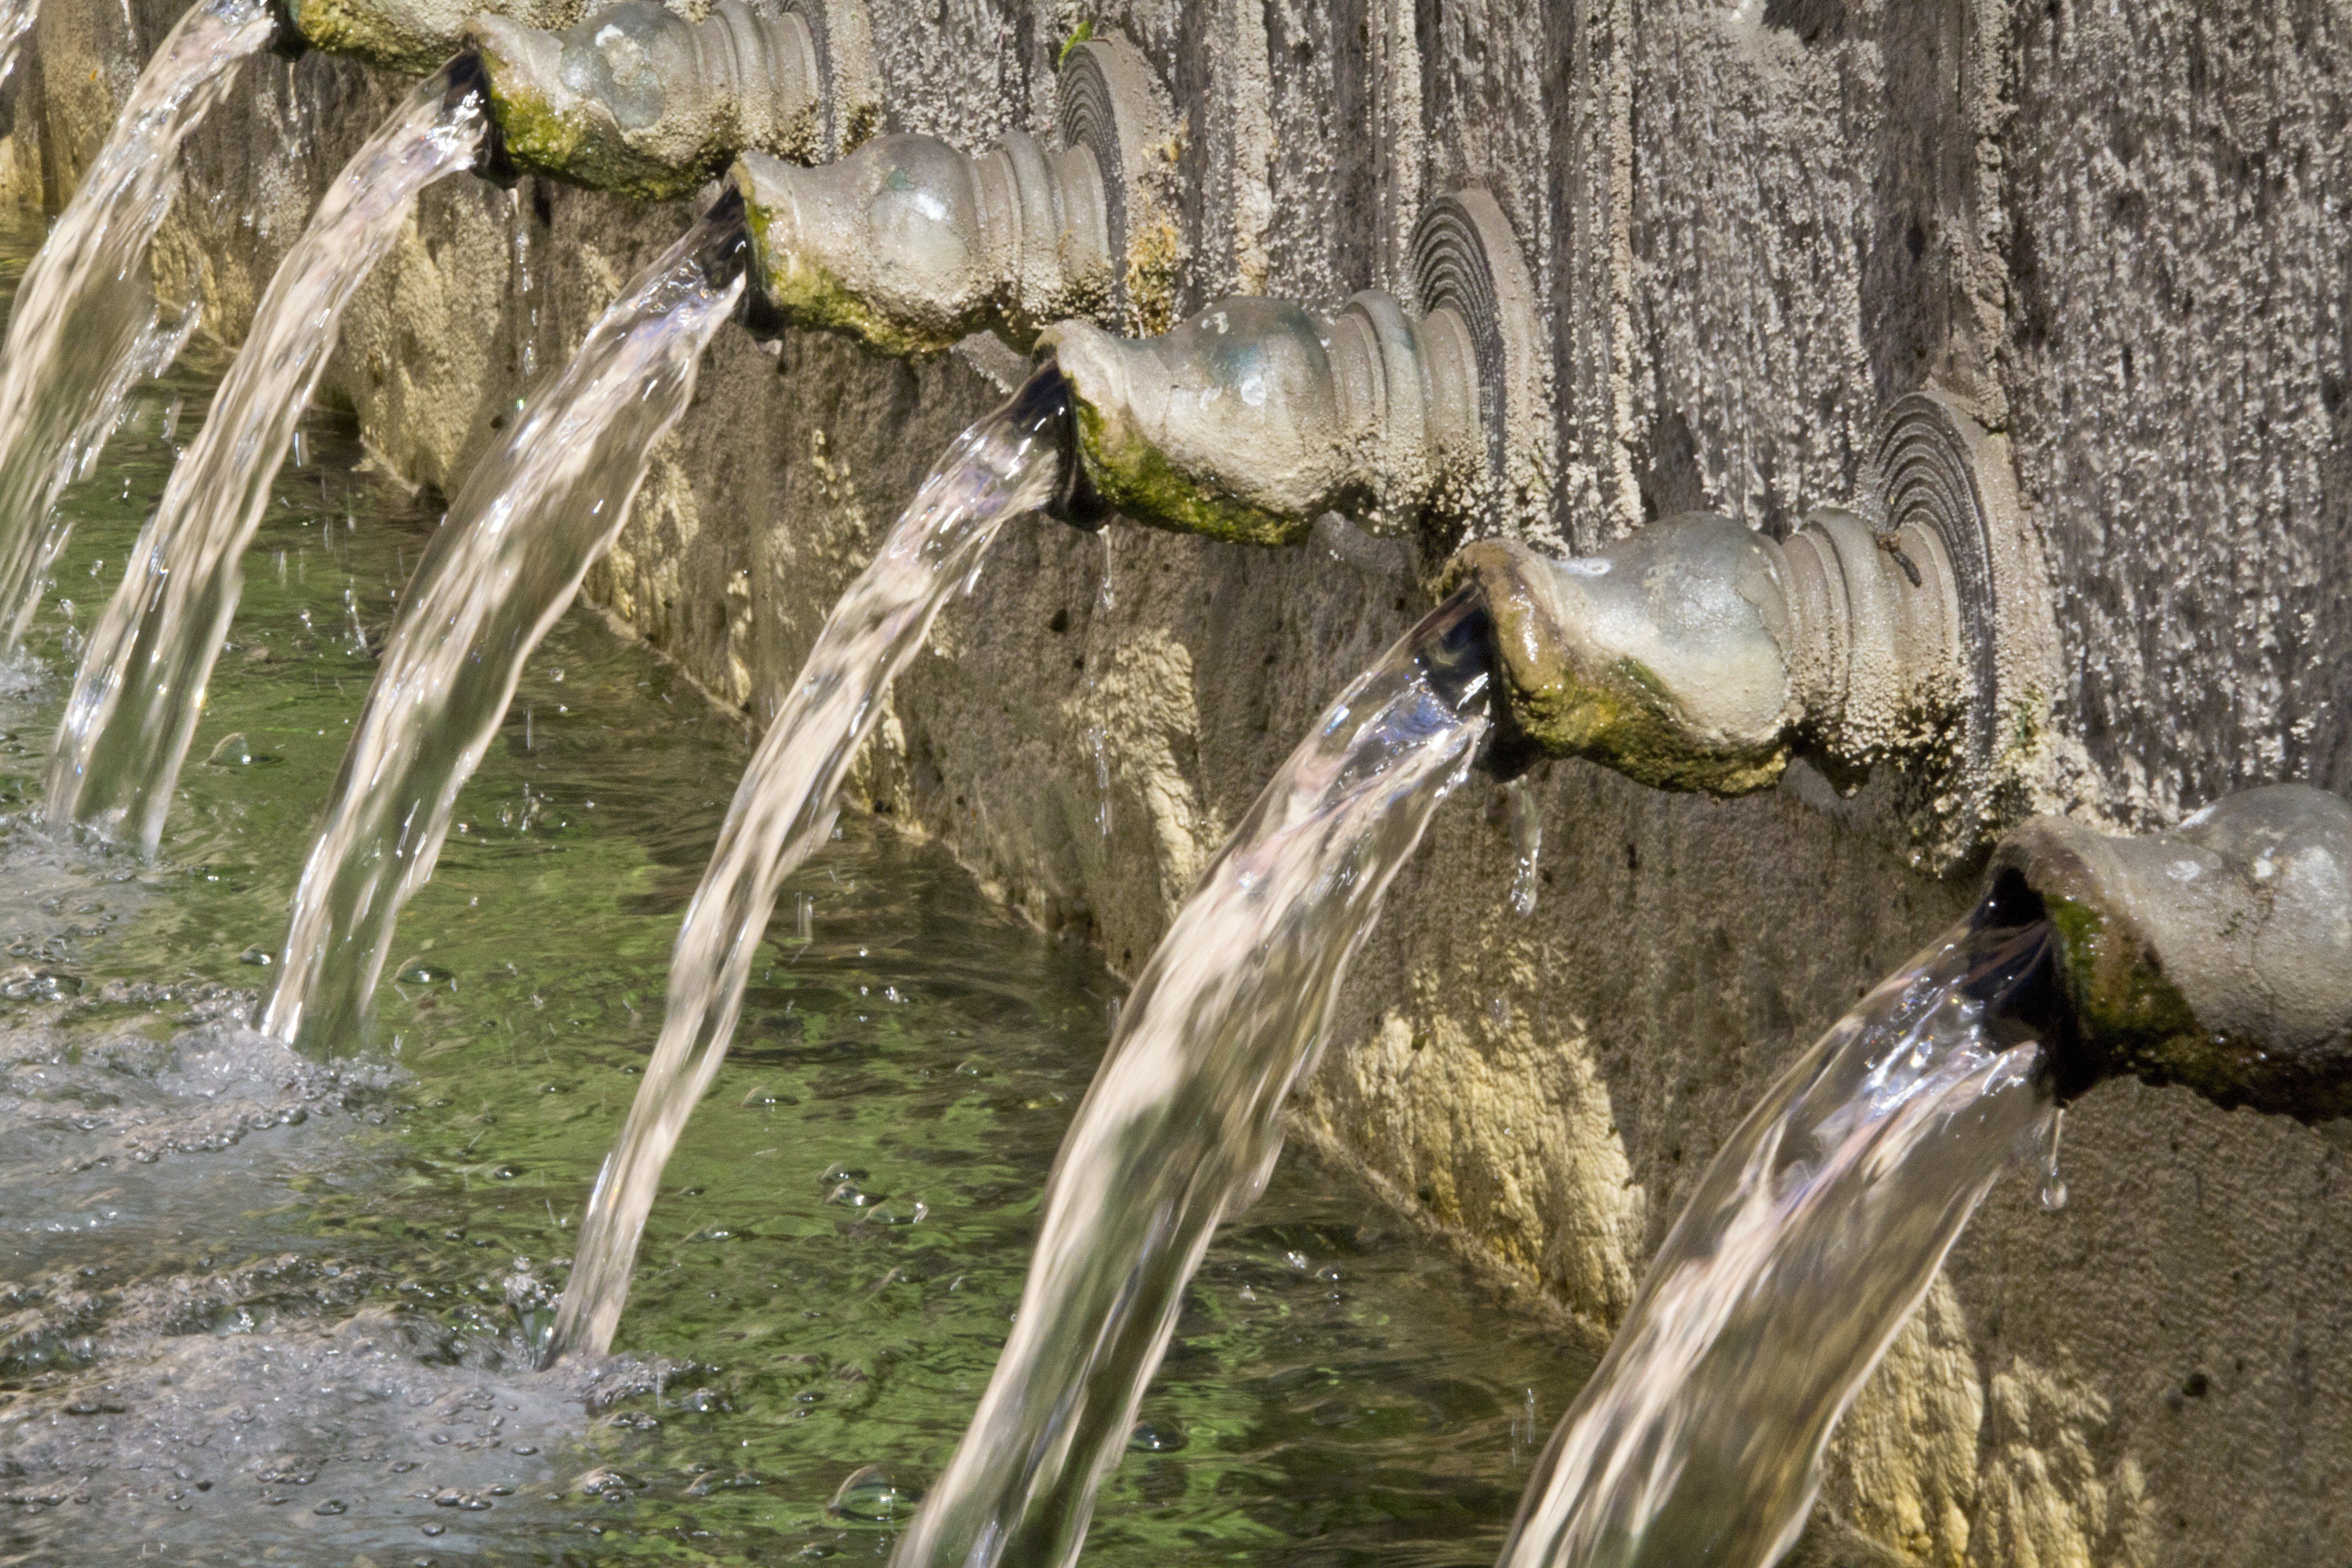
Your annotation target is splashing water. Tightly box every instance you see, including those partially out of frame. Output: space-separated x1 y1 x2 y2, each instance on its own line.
1496 909 2059 1568
0 0 279 647
262 199 747 1052
895 591 1496 1568
547 367 1078 1361
46 60 489 853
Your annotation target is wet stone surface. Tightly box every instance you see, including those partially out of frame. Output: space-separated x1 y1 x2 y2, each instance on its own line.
0 229 1588 1564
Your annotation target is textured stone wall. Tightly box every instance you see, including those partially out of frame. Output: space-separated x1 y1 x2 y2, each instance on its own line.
7 1 2351 1563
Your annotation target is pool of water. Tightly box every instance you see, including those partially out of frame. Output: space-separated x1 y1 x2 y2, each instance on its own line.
0 222 1591 1567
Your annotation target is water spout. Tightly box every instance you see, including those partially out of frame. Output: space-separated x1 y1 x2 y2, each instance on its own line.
46 55 491 854
1037 189 1548 546
265 193 748 1052
729 29 1178 354
1989 783 2352 1120
467 0 850 199
1446 392 2059 860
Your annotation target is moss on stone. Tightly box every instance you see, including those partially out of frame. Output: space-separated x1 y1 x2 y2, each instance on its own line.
478 46 722 202
1122 212 1183 339
1072 399 1308 547
290 0 439 70
745 202 969 357
2041 892 2256 1106
481 74 595 189
1508 651 1788 795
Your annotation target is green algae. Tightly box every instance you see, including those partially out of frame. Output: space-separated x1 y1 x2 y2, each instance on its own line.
1071 397 1309 547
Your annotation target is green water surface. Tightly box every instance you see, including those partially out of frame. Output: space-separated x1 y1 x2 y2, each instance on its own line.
0 223 1590 1568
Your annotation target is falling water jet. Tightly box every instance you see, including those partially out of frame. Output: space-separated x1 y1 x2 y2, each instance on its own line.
0 0 36 95
544 362 1090 1362
1495 897 2063 1568
1492 784 2352 1568
892 590 1496 1568
263 192 748 1053
0 0 286 650
45 55 495 853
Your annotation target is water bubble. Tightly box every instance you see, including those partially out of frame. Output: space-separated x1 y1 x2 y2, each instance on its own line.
826 1464 921 1524
206 732 258 766
1128 1421 1186 1452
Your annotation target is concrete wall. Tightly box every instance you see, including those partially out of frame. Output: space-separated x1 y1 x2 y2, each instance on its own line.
7 1 2349 1563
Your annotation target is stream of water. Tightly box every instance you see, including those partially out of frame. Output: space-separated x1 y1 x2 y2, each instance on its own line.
0 0 278 648
0 0 35 94
549 369 1075 1362
895 591 1498 1568
263 198 747 1055
47 58 489 854
0 220 1575 1568
1497 909 2058 1568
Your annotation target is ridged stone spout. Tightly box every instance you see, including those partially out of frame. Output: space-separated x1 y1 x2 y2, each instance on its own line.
1989 784 2352 1122
1037 189 1551 546
733 130 1110 357
1442 391 2060 862
1444 519 1811 792
1446 504 1961 794
731 30 1178 357
466 0 876 198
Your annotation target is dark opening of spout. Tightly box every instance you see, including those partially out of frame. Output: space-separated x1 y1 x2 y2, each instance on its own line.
1959 872 2090 1102
691 184 752 297
1427 565 1536 780
442 49 517 187
1010 356 1109 531
265 0 310 60
1410 586 1500 723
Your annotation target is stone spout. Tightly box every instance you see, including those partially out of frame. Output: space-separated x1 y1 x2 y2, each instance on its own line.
733 131 1111 357
729 31 1178 358
1988 785 2352 1122
1035 188 1551 547
1436 392 2059 867
465 1 843 199
286 0 582 70
1446 508 1959 794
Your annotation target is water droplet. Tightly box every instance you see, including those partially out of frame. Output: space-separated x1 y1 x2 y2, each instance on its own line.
1128 1421 1186 1452
2037 1107 2067 1211
826 1464 921 1523
206 731 266 766
312 1499 346 1515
